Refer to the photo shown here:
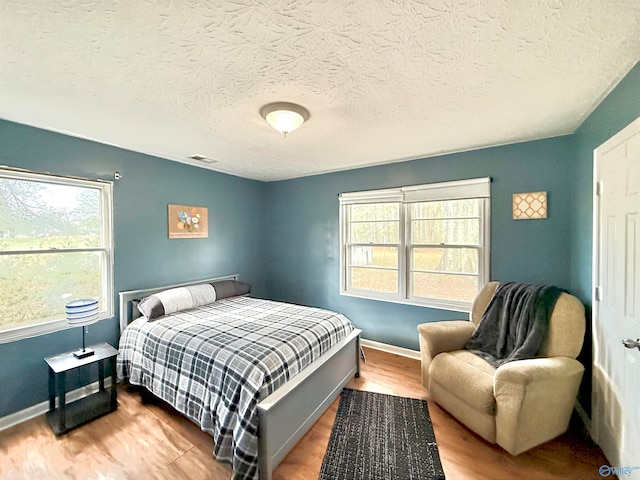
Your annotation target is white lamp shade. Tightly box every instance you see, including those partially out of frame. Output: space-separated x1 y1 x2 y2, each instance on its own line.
260 102 309 136
66 299 100 326
265 109 305 135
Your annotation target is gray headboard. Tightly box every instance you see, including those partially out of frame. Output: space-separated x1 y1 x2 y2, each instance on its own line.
118 273 239 334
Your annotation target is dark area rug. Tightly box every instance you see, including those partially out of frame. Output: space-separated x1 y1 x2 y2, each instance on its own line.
319 388 446 480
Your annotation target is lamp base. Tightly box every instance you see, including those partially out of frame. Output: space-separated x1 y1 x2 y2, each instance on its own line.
73 348 95 359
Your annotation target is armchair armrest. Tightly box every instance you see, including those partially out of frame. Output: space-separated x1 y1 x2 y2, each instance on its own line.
494 357 584 386
418 320 476 358
417 320 475 387
493 357 585 455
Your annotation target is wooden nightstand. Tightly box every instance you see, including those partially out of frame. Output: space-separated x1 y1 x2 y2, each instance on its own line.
44 342 118 435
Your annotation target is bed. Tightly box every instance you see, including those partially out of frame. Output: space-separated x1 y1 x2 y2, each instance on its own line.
117 274 361 480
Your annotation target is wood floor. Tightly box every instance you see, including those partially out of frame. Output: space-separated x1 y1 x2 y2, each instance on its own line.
0 347 612 480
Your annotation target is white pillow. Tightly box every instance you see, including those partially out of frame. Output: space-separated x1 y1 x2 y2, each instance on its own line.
138 284 215 320
137 280 251 320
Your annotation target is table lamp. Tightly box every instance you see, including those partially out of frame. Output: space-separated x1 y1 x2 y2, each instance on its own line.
66 299 99 359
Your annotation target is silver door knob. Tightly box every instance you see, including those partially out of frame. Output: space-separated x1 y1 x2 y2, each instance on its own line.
622 338 640 350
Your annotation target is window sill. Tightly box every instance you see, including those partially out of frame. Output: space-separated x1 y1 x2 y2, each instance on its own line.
340 290 471 314
0 314 110 344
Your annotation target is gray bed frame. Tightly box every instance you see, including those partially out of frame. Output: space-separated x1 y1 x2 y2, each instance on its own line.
118 274 362 480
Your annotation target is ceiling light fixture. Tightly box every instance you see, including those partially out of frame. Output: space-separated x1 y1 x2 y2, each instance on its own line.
260 102 310 137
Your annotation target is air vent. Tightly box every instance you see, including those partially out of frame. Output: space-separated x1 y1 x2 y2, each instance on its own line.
189 154 217 164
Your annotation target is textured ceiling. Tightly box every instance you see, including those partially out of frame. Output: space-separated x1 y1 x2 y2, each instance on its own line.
1 1 640 181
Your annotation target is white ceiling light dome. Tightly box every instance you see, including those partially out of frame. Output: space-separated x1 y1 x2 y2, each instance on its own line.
260 102 310 137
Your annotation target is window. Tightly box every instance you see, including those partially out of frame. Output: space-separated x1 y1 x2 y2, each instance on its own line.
0 168 113 342
340 177 490 312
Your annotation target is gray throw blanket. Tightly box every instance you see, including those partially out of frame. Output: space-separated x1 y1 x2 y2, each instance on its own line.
464 282 564 368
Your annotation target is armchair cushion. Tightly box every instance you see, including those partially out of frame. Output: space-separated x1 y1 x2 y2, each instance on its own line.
418 320 476 386
430 351 496 415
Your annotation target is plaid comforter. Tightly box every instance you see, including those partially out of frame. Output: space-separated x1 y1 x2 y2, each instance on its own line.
117 296 355 480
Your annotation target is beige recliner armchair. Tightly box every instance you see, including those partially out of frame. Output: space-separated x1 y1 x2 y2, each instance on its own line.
418 281 585 455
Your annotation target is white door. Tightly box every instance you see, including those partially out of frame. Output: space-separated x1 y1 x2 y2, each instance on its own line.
593 116 640 479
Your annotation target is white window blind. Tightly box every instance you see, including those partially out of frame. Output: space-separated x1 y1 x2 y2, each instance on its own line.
340 177 490 204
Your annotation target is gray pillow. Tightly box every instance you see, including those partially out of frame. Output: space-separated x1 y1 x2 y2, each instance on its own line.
138 280 251 320
131 299 143 320
211 280 252 300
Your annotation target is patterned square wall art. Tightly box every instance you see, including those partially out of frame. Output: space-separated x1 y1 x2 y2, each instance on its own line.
513 191 547 220
168 204 208 238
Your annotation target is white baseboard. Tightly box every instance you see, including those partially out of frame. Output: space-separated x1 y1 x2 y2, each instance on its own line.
0 378 113 432
360 338 421 360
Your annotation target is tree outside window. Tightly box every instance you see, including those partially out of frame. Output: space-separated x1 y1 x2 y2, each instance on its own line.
0 169 113 342
340 178 490 312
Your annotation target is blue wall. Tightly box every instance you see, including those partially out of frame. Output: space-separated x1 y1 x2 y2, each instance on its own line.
1 60 638 420
0 120 267 417
568 62 640 413
264 136 575 350
570 61 640 304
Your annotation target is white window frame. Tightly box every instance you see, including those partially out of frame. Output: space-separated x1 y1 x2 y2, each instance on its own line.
0 167 114 343
339 177 490 312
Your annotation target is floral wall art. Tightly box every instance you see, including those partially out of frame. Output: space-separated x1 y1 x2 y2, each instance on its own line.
168 204 208 238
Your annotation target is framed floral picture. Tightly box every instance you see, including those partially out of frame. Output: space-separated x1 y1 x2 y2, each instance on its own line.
168 204 208 238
